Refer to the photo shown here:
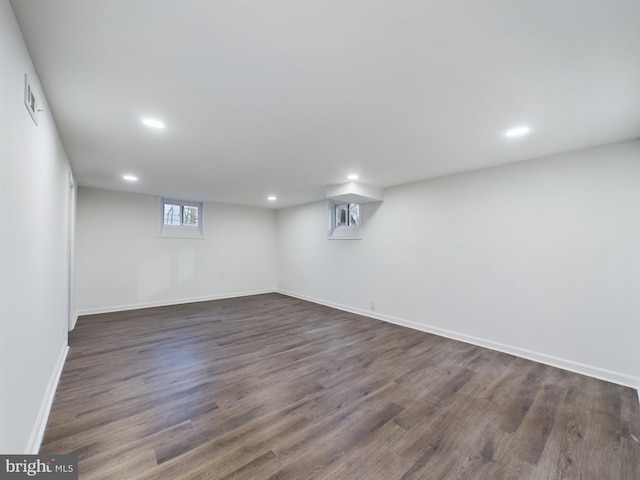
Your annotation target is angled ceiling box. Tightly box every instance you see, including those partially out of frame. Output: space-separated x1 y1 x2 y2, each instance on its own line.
326 182 384 204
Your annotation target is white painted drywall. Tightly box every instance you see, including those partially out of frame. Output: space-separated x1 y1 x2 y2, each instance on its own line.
0 0 73 453
74 188 277 314
277 140 640 389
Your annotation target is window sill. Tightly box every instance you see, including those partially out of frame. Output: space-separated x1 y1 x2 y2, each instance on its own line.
158 232 206 239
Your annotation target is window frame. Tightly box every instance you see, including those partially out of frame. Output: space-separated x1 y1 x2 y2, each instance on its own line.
159 198 204 238
327 201 362 240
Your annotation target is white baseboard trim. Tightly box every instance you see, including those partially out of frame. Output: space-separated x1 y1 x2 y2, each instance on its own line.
74 289 275 319
70 312 79 331
26 343 69 454
277 289 640 392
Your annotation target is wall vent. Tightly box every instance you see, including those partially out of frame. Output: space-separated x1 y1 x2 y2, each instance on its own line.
24 74 40 125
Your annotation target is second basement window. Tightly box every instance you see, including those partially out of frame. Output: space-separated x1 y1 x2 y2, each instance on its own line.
328 201 361 239
160 199 204 238
335 203 360 227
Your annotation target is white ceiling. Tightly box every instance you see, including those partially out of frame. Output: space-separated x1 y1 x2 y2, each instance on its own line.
11 0 640 208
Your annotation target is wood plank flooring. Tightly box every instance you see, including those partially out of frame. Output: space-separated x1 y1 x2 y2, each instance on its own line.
41 293 640 479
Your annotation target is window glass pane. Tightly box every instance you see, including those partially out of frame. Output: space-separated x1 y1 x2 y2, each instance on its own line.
348 204 360 226
182 205 199 226
335 204 348 227
164 204 181 225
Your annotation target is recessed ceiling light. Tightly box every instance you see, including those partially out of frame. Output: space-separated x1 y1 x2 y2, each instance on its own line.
142 117 165 129
347 174 359 180
505 126 531 138
123 174 138 182
267 196 277 201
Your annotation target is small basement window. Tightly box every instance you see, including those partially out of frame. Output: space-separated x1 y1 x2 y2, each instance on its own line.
335 203 360 227
160 198 204 238
328 201 361 239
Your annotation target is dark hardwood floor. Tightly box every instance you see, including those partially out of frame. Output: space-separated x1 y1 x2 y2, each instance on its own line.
41 293 640 479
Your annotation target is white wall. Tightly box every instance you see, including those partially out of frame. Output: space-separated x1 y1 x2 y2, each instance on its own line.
0 0 73 453
75 188 277 315
277 140 640 389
